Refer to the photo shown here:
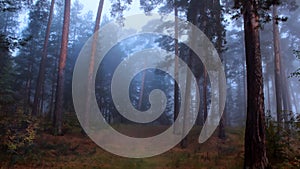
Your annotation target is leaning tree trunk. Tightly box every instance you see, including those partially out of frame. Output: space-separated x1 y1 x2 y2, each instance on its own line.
54 0 71 136
32 0 55 116
243 0 269 168
85 0 105 128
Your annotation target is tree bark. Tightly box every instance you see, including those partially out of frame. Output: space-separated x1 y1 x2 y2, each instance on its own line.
54 0 71 135
32 0 55 116
243 0 269 168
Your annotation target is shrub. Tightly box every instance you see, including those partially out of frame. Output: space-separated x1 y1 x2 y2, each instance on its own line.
0 113 40 165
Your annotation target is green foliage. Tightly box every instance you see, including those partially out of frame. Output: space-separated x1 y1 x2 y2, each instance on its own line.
266 120 286 159
266 112 300 167
0 114 40 164
0 35 16 113
167 152 190 168
291 113 300 137
63 112 82 133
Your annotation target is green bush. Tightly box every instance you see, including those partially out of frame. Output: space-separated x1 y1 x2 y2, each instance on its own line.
0 114 40 164
266 112 300 167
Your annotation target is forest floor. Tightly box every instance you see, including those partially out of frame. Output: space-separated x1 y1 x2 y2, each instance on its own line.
0 121 299 169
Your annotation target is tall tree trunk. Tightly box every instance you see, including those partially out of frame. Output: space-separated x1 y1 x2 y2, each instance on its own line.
180 22 197 148
138 62 146 110
243 56 247 125
173 0 180 134
49 53 59 120
32 0 55 116
180 53 192 149
243 0 269 168
218 63 226 139
85 0 105 127
266 76 271 113
273 5 283 131
25 62 33 115
196 76 202 125
3 12 8 35
203 68 208 123
214 0 226 140
54 0 71 135
281 70 292 129
49 67 56 119
40 82 45 116
198 0 208 126
290 84 299 114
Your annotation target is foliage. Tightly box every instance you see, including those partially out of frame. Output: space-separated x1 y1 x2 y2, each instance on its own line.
0 114 40 165
290 50 300 80
266 111 300 167
232 0 298 26
0 0 23 12
266 119 286 159
110 0 133 25
63 112 82 133
0 35 16 113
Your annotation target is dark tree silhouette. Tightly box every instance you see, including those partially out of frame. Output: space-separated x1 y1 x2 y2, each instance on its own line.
241 0 269 168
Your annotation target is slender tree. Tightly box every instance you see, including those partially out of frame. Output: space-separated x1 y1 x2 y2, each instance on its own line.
281 67 292 129
85 0 105 127
32 0 55 116
203 68 208 122
272 4 284 131
173 0 180 134
214 0 226 139
138 62 147 110
54 0 71 135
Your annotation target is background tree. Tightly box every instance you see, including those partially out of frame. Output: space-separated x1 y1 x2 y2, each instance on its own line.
15 0 50 115
273 4 284 131
54 0 71 135
32 0 55 116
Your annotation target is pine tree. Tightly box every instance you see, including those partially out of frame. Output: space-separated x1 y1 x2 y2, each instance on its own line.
32 0 55 116
54 0 71 135
239 0 269 168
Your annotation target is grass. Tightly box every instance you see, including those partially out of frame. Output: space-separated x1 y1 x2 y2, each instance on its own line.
0 124 299 168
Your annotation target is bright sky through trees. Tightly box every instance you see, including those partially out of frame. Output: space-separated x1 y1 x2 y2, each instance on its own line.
79 0 143 19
